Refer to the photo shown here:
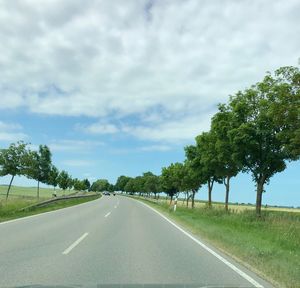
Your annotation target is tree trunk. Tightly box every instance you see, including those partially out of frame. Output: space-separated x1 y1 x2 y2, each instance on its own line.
37 180 40 199
183 192 186 206
170 195 173 204
224 175 230 211
256 176 265 216
6 175 15 200
208 179 214 208
192 190 196 208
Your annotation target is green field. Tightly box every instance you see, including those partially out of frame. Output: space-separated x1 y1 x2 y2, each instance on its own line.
0 194 101 223
135 197 300 288
0 185 99 222
155 196 300 213
0 185 74 200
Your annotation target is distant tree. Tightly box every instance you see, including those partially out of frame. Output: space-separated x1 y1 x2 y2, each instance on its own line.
73 178 81 191
82 178 90 191
67 176 73 192
25 145 52 199
74 178 91 191
89 181 97 192
143 173 161 198
115 175 131 192
180 161 202 208
0 141 29 200
161 163 184 203
188 132 223 208
47 165 59 190
133 176 144 194
57 170 70 191
107 183 115 192
124 178 135 193
90 179 110 192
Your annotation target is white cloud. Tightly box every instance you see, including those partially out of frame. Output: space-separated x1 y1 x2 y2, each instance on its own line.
48 139 104 152
0 121 28 142
138 144 172 152
78 122 119 134
62 159 94 167
122 112 213 143
0 0 299 142
0 122 21 131
108 144 173 154
82 110 213 143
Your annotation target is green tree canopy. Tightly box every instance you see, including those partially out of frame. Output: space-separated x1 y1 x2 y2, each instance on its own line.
124 178 135 193
161 162 185 203
266 66 300 158
188 132 223 208
180 161 202 208
57 170 70 191
0 141 30 199
26 145 52 198
143 173 161 197
115 175 131 191
82 178 90 191
211 104 241 210
228 66 300 215
47 165 59 190
74 178 90 191
90 179 110 192
67 176 74 191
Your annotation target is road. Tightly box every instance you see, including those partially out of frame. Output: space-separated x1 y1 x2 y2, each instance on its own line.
0 196 273 287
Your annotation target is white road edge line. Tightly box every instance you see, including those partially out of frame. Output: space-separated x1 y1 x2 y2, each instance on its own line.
105 212 111 217
139 201 264 288
62 232 88 255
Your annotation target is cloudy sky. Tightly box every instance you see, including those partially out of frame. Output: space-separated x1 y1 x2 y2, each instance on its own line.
0 0 299 206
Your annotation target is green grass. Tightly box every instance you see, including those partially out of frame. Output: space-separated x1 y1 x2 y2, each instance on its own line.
0 194 101 223
0 185 73 199
135 197 300 288
155 196 300 213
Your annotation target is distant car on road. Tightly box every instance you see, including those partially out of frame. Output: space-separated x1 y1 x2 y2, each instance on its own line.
103 191 110 196
113 192 116 196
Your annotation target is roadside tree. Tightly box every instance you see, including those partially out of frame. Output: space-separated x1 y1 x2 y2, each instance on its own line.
228 66 300 215
211 105 241 211
0 141 30 199
25 145 52 199
57 170 70 192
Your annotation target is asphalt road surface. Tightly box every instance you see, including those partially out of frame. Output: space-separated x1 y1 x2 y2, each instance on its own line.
0 196 273 287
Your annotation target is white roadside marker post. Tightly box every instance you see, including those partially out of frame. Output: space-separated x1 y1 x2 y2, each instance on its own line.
174 196 178 212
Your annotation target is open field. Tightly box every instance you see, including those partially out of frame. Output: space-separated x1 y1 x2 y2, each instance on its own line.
0 185 74 199
0 185 100 223
133 196 300 288
155 196 300 213
0 194 101 223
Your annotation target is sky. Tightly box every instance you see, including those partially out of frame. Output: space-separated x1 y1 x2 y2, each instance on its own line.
0 0 299 207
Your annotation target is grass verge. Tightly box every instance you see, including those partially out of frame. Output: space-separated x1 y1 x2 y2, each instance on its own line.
0 194 101 223
134 197 300 288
